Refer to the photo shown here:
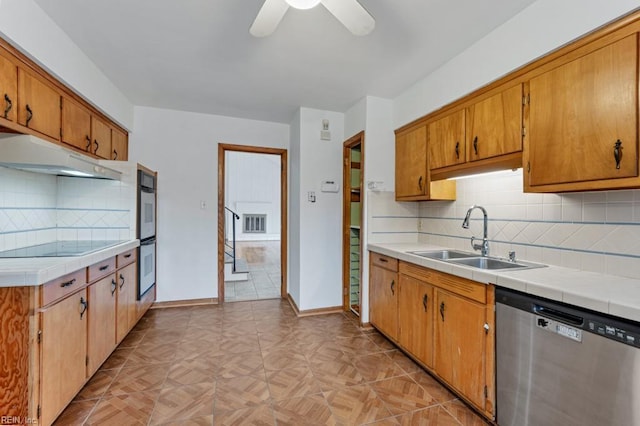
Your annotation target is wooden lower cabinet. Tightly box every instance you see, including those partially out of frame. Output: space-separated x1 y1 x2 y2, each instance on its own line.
87 274 117 376
398 274 434 368
370 253 495 420
117 262 138 343
40 289 88 426
369 259 399 340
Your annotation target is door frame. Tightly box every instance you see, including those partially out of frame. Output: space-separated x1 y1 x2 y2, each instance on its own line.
218 143 288 304
342 131 364 313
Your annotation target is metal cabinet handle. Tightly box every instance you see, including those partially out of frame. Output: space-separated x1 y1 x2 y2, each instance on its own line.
60 278 76 288
93 139 99 154
119 273 125 289
99 265 109 271
440 302 445 321
111 279 117 296
378 257 388 263
124 253 132 259
614 139 623 169
455 141 460 159
473 136 478 155
25 104 33 127
79 297 88 319
418 176 423 191
113 149 118 160
390 279 395 296
3 94 12 119
422 294 428 312
85 135 91 151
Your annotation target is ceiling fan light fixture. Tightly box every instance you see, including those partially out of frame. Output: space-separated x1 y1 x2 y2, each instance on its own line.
285 0 321 10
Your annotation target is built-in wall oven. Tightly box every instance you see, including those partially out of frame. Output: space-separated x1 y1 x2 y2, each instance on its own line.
138 170 156 299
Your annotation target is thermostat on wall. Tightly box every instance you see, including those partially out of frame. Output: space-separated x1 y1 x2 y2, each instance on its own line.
321 181 339 193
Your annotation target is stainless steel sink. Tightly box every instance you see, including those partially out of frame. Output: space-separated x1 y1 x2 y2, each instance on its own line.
449 257 543 270
410 250 478 260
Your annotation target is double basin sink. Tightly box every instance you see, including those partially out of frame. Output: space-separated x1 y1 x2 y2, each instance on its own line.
409 249 545 271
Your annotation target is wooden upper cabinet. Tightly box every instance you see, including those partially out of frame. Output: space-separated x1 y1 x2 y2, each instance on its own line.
466 84 522 162
61 96 92 152
17 67 61 139
0 49 17 122
429 109 466 169
396 125 428 198
526 34 638 189
91 115 112 159
111 127 128 161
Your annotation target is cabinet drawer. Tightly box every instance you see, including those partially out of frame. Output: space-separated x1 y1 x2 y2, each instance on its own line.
42 269 87 307
399 261 486 304
88 257 116 282
370 252 398 271
117 249 137 268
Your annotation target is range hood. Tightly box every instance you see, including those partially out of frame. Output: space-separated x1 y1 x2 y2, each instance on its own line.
0 134 121 180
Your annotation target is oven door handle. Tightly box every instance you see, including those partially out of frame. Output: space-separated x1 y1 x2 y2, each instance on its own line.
140 238 156 246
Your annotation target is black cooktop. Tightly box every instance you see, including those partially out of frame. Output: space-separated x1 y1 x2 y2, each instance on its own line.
0 240 127 258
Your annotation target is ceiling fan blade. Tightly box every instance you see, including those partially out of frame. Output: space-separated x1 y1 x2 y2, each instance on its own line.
320 0 375 36
250 0 290 37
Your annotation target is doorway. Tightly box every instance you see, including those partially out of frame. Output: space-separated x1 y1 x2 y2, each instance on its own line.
342 132 364 316
218 143 288 304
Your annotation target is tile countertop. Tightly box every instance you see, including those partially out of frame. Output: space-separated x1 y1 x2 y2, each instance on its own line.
0 239 140 287
369 242 640 323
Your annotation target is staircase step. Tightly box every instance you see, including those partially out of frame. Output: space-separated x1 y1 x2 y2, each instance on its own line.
234 258 249 274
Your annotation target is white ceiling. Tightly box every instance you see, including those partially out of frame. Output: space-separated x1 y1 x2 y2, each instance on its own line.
32 0 537 124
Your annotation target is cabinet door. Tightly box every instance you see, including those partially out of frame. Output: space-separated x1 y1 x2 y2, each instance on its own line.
0 50 17 122
435 290 486 409
398 274 434 368
466 84 522 161
528 35 638 186
17 67 61 139
117 262 137 343
61 96 92 152
369 265 398 340
91 116 112 159
111 127 128 161
87 274 117 376
40 289 88 426
429 110 465 169
395 126 427 198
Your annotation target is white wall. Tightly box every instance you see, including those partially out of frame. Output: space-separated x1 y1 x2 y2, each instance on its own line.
393 0 640 128
288 111 302 305
226 152 281 241
0 0 134 129
129 106 289 303
289 107 345 311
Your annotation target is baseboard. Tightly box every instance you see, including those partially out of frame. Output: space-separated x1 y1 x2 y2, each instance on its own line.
360 321 374 330
286 294 343 317
151 297 219 309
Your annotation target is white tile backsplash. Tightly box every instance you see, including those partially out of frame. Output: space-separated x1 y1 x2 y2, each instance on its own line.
0 166 136 251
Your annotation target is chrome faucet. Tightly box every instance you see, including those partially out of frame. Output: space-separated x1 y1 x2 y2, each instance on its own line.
462 205 489 256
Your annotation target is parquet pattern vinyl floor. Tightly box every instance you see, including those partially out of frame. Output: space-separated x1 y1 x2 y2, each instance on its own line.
54 299 489 426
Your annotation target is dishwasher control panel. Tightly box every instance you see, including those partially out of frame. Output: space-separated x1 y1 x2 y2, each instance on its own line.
536 315 583 342
587 320 640 348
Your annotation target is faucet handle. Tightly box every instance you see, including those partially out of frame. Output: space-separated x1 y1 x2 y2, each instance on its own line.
508 251 516 262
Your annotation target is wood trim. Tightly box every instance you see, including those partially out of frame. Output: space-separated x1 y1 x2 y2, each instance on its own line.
286 293 343 317
137 163 157 176
484 284 496 418
217 143 288 304
342 131 364 314
151 298 219 309
394 8 640 134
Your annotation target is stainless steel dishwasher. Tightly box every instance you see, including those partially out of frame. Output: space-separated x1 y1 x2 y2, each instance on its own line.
496 287 640 426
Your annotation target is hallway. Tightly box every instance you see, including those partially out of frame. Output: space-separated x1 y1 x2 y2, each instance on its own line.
225 241 281 302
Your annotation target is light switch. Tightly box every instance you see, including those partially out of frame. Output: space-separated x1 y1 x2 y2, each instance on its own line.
308 192 316 203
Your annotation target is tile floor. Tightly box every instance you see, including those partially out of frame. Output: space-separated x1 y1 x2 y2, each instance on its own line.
225 241 281 302
54 299 489 425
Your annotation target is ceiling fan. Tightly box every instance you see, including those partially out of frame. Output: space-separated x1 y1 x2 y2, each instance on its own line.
250 0 375 37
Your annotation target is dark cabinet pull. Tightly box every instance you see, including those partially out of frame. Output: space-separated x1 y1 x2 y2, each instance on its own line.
440 302 445 321
25 104 33 127
378 257 388 263
422 294 428 312
79 297 88 319
473 136 478 155
390 280 395 296
3 94 12 119
99 265 109 271
455 141 460 159
418 176 423 191
85 135 92 151
111 279 117 296
614 139 623 169
124 253 132 259
60 278 76 288
113 149 118 160
119 273 125 289
93 139 99 154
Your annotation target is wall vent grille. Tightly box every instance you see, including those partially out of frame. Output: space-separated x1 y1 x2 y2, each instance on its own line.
243 214 267 233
